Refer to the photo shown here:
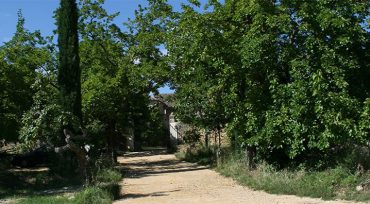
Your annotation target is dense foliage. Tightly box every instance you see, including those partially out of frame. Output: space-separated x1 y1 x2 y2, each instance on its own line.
1 0 168 151
0 12 52 143
78 0 169 160
0 0 368 171
0 0 369 202
57 0 82 123
162 0 369 166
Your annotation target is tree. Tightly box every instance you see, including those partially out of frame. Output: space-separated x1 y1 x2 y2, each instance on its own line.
79 0 138 162
56 0 88 181
79 0 165 160
164 1 230 150
160 0 369 167
125 0 174 150
253 0 370 163
57 0 82 123
0 11 51 143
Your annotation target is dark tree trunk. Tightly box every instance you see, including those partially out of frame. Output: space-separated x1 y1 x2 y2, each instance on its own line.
245 146 256 170
106 122 117 164
205 129 209 148
133 127 142 151
55 129 89 184
217 126 221 149
216 126 222 165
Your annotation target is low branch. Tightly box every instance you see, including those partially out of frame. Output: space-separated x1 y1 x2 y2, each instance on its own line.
55 128 89 183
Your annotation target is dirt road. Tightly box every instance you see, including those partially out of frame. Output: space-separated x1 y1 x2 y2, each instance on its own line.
114 151 364 204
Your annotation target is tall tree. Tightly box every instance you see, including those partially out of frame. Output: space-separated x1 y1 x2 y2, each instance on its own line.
56 0 88 181
161 0 369 167
0 11 50 143
57 0 82 123
79 0 160 160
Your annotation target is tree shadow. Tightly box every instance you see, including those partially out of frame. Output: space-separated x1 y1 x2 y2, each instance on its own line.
116 151 209 179
122 148 169 158
115 150 210 201
0 165 81 199
118 189 181 200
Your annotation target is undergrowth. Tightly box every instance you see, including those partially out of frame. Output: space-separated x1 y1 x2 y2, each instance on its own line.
15 168 122 204
17 187 111 204
175 145 216 165
17 195 73 204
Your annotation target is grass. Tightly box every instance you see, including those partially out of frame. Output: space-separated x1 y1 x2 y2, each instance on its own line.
17 195 74 204
218 153 370 201
176 147 370 202
74 187 111 204
17 187 112 204
93 169 122 200
94 169 122 184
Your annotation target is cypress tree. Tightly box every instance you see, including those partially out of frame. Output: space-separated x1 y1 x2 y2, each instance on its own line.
57 0 82 123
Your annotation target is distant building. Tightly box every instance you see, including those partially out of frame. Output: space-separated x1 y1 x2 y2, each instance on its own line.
150 94 183 150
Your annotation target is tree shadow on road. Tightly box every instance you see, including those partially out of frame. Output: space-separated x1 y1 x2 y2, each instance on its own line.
122 148 168 158
116 151 209 179
118 189 181 200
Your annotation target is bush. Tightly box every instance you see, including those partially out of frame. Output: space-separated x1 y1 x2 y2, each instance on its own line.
176 145 216 165
96 183 121 200
93 169 122 200
74 186 111 204
216 152 370 201
338 145 370 171
183 129 201 145
94 169 122 184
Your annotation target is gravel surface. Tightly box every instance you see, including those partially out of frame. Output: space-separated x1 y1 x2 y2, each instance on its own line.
114 152 366 204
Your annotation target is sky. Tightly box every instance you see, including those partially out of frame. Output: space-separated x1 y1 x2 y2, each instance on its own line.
0 0 209 94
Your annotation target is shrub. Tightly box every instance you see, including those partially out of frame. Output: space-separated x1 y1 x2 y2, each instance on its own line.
176 145 216 165
216 152 370 201
93 169 122 200
338 145 370 171
94 169 122 184
183 129 201 145
74 186 111 204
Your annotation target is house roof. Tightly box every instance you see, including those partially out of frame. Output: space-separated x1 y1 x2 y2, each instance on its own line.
150 93 174 108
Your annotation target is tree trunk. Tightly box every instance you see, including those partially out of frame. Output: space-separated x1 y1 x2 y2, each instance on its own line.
214 130 217 149
217 126 221 149
133 125 142 151
106 122 117 164
204 129 209 148
55 129 89 184
245 146 256 170
216 126 222 166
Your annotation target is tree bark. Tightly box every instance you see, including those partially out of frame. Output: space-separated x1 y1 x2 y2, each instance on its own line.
106 122 117 164
204 129 209 148
245 146 256 170
55 128 89 184
133 124 142 151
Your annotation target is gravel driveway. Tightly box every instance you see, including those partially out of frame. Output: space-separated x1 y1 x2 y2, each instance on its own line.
114 151 364 204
